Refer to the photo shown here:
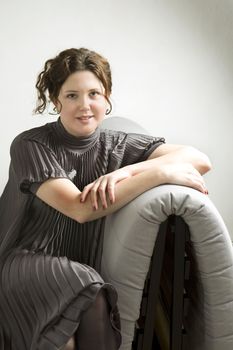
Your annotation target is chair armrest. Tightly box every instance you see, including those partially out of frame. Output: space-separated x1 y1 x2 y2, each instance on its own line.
101 184 233 350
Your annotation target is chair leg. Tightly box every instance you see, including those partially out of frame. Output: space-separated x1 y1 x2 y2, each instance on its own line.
170 216 187 350
133 216 189 350
141 220 168 350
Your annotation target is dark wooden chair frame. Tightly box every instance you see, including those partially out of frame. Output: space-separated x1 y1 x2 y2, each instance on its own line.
132 215 190 350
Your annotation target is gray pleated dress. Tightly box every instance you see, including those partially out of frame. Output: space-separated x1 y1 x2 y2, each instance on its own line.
0 118 164 350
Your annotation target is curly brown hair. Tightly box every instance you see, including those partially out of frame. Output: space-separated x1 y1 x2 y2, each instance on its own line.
34 48 112 114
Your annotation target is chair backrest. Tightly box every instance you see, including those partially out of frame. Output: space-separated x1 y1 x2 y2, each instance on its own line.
101 116 150 135
101 115 233 350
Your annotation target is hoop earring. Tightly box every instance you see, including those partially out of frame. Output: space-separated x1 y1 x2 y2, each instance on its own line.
105 97 112 115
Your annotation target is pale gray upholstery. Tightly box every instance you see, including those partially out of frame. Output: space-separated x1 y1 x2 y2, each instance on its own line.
100 117 233 350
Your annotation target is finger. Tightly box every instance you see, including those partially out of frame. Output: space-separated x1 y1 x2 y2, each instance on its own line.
98 178 108 209
80 183 94 202
90 188 98 210
196 177 207 194
107 182 116 203
91 180 102 210
192 176 207 194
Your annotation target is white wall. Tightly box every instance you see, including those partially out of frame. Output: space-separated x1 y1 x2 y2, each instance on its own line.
0 0 233 237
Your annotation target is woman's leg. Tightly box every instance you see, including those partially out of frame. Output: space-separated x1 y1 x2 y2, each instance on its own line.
60 336 76 350
76 289 118 350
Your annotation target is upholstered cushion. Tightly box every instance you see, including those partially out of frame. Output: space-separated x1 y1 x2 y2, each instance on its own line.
100 117 233 350
101 184 233 350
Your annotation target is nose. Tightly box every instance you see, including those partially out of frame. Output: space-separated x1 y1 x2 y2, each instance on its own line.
78 95 90 111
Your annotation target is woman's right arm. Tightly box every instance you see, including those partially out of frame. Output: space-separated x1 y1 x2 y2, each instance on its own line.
36 161 206 223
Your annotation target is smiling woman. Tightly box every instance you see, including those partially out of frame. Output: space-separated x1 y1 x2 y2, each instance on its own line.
55 70 109 137
0 47 211 350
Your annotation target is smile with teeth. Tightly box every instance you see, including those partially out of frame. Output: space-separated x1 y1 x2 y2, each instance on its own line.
77 115 93 120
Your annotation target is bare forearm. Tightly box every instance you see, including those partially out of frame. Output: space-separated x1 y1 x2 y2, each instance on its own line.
36 151 208 224
81 150 210 222
126 145 212 176
36 169 165 224
81 168 164 222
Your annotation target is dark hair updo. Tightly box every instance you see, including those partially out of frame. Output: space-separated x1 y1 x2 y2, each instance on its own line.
34 48 112 114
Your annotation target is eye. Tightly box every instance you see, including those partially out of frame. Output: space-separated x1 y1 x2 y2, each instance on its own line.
89 91 101 97
66 93 77 99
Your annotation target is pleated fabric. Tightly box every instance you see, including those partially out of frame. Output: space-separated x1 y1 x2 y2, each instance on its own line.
0 118 165 350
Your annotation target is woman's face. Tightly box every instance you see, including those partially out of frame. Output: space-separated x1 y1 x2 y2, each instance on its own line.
56 70 108 137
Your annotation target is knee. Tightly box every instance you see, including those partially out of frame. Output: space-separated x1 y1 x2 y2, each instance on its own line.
61 336 75 350
93 289 110 315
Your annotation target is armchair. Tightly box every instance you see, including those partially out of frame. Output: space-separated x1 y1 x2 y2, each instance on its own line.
100 117 233 350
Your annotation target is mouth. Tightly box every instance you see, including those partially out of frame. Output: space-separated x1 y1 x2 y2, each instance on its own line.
76 115 94 121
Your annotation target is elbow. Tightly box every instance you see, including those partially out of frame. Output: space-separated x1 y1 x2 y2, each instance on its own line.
76 217 85 224
73 200 105 224
72 201 93 224
204 158 212 173
76 213 87 224
70 208 87 224
76 210 104 224
76 211 95 224
198 153 212 174
185 146 212 175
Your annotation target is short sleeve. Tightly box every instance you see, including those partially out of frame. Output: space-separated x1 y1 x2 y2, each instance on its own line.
125 133 165 162
10 135 69 194
108 132 165 170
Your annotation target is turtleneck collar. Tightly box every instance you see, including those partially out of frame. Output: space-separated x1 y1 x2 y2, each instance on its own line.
52 117 100 150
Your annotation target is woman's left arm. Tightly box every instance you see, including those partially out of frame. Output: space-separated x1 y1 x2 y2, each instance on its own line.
110 144 212 179
80 144 211 207
145 144 212 175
